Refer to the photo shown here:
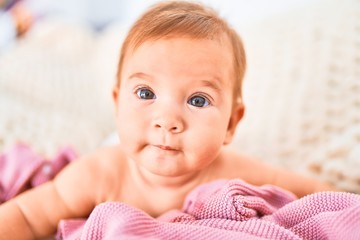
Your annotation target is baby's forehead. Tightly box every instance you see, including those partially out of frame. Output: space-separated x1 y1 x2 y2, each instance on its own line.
127 34 233 57
122 36 235 89
126 36 233 67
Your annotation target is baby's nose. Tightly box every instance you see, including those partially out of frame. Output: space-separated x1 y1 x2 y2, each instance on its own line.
154 117 184 133
152 104 185 133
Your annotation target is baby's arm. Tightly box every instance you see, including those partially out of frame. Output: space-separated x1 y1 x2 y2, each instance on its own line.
0 182 76 239
265 162 337 196
224 147 337 197
0 154 100 239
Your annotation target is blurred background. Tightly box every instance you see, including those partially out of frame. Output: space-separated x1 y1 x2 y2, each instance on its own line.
1 0 325 36
0 0 359 193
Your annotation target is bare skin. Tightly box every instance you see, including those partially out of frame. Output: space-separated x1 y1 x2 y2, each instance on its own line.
0 37 336 239
0 145 335 239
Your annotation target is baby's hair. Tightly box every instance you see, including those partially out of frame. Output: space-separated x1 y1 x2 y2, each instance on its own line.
116 0 246 103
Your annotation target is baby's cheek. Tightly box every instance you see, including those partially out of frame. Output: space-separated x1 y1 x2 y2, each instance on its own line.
117 109 143 143
188 125 225 161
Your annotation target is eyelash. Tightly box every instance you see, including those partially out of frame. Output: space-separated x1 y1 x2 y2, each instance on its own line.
188 93 211 107
134 86 212 108
135 86 156 100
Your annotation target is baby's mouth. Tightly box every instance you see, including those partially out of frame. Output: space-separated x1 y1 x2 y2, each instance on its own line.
154 145 179 152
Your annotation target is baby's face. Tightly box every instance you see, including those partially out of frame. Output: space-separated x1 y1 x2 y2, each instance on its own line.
114 37 237 177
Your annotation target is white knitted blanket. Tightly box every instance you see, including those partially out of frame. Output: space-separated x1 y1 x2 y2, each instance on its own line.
232 0 360 193
0 0 359 193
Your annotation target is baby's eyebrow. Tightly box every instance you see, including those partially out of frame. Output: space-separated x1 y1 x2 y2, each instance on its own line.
197 78 222 93
128 72 153 80
128 72 222 93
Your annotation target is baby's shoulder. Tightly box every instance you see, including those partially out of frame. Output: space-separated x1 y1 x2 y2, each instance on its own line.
62 144 127 182
60 145 128 198
216 146 262 171
86 144 128 173
219 146 255 163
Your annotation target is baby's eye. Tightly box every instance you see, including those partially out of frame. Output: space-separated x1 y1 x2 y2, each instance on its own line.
187 95 210 108
136 88 156 100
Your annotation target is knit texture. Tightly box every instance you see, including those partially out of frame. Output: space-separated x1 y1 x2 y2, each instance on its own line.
57 179 360 240
0 0 359 193
0 144 76 203
232 0 360 193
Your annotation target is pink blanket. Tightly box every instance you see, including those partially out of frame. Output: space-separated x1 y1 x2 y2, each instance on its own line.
0 144 76 203
58 179 360 240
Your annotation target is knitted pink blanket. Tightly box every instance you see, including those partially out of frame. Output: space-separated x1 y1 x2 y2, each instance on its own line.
58 179 360 240
0 144 76 203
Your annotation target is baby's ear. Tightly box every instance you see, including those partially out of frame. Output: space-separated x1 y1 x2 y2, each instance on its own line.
112 86 120 112
224 102 245 145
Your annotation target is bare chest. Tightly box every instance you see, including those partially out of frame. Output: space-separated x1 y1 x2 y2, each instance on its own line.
118 184 188 217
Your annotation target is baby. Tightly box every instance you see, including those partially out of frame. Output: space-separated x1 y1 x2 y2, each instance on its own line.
0 1 336 239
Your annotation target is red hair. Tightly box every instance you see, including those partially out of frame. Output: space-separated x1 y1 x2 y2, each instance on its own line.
116 1 246 102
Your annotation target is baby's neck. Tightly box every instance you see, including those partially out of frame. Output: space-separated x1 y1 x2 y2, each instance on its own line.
124 162 210 217
129 162 209 191
122 156 222 217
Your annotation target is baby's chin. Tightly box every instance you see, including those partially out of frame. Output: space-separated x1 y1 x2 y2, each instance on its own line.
140 157 186 177
137 157 193 177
